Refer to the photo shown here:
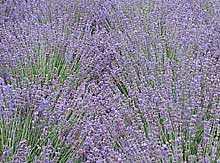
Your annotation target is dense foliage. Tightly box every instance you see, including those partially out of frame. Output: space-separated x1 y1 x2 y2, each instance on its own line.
0 0 220 162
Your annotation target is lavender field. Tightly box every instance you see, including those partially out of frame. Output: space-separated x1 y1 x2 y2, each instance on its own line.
0 0 220 162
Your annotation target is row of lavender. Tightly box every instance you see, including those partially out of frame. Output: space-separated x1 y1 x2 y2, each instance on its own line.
0 0 220 162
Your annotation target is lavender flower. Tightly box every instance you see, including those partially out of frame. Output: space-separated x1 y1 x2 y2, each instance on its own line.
1 0 220 162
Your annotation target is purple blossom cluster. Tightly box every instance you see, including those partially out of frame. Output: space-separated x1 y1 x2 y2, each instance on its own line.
0 0 220 162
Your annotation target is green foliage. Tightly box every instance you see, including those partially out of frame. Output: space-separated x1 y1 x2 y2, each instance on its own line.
0 108 78 162
138 109 149 139
11 46 80 85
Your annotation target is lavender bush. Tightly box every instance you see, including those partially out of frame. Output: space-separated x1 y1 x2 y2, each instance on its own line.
0 0 220 162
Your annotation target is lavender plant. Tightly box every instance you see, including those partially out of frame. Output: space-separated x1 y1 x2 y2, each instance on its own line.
0 0 220 162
